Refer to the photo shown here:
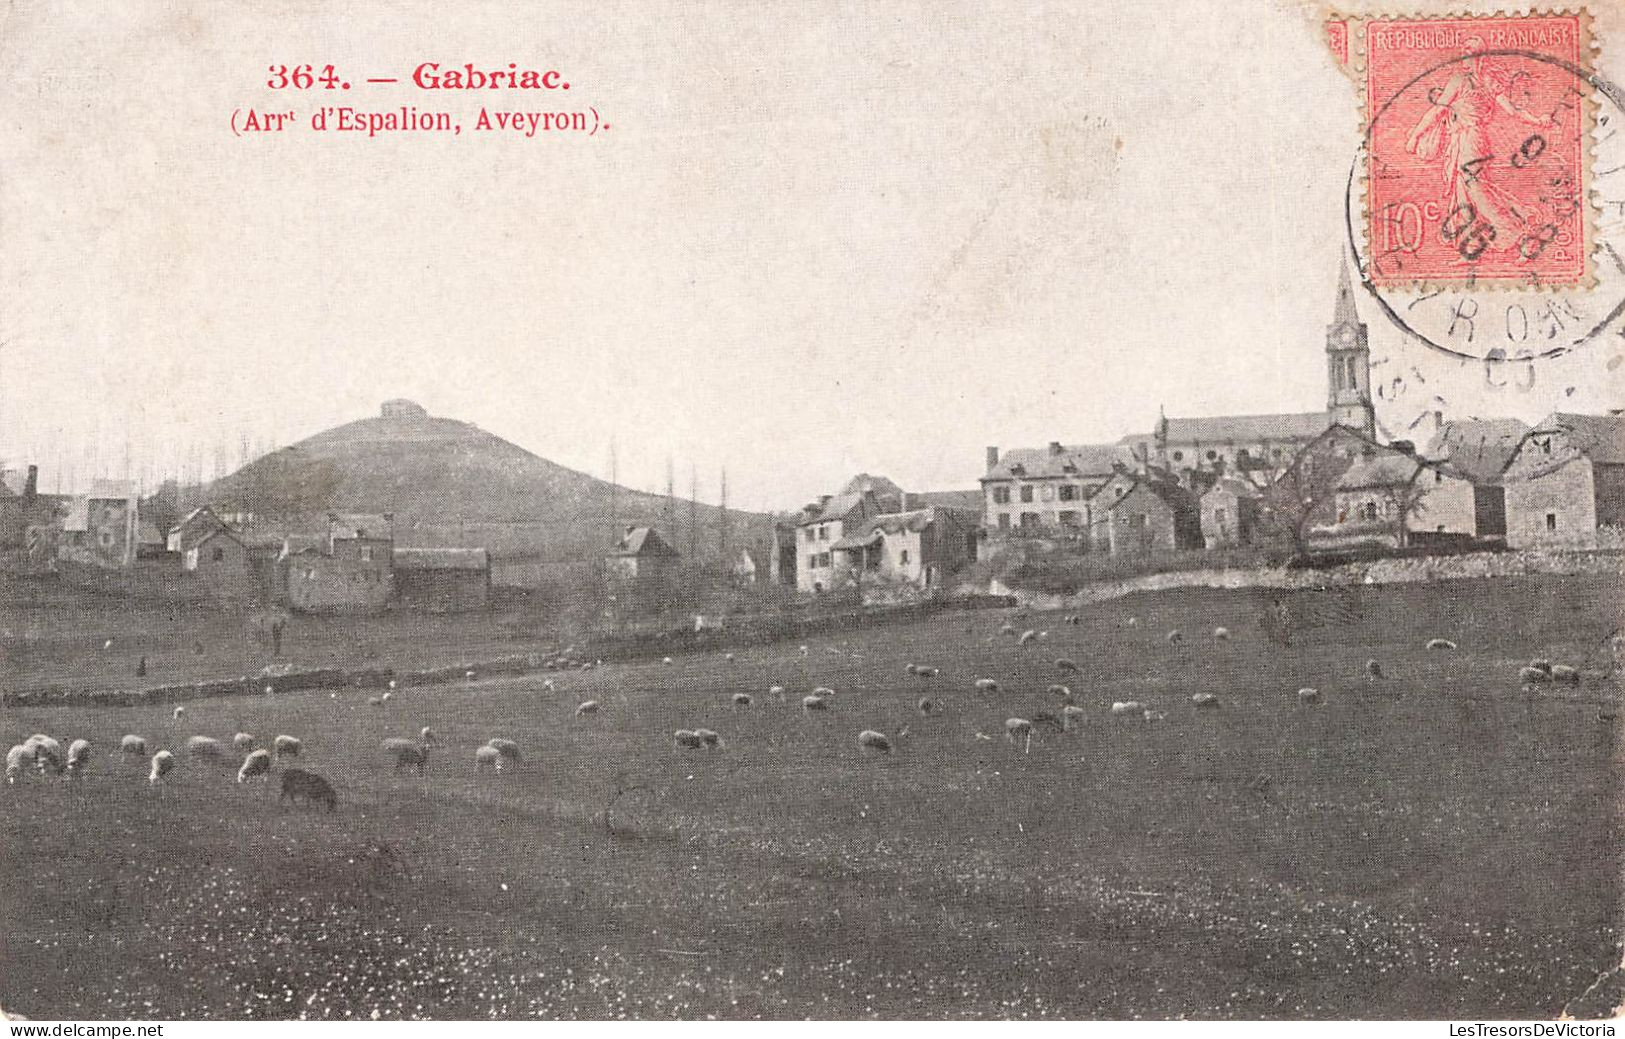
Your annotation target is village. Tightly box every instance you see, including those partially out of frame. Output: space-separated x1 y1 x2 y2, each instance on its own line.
1 260 1618 625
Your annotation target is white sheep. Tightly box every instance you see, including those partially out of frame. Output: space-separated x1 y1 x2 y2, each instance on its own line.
24 735 63 773
1005 717 1034 753
1047 684 1074 703
662 656 674 666
1298 687 1321 704
1551 664 1581 685
380 692 392 703
184 735 222 760
1055 658 1080 674
801 694 830 713
419 727 438 746
904 663 919 675
237 749 272 782
1213 627 1230 641
1518 666 1550 684
541 678 558 693
1061 705 1087 731
366 695 383 706
263 684 274 695
1126 617 1139 628
465 670 477 681
1192 692 1221 708
63 738 93 775
1426 638 1458 651
732 692 752 708
857 729 893 754
474 745 502 773
798 645 809 657
673 729 705 749
486 738 520 764
913 666 940 678
974 678 1000 694
172 706 186 720
811 686 836 698
119 734 148 759
380 737 430 772
149 750 174 785
273 735 302 760
768 684 786 698
233 733 256 752
6 744 31 784
1018 629 1038 645
388 679 398 691
724 653 735 663
576 700 601 717
1110 701 1145 715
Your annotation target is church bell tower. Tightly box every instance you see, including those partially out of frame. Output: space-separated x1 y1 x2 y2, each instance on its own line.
1326 257 1375 436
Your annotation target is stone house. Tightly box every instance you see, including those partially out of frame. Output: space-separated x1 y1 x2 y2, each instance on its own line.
1103 476 1201 554
829 506 978 589
1501 412 1625 549
605 525 681 606
1200 477 1262 549
979 442 1135 537
282 513 396 613
394 547 491 612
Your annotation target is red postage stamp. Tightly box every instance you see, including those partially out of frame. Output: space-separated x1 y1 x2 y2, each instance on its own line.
1364 13 1593 287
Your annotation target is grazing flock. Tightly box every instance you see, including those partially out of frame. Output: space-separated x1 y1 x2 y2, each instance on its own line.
5 607 1620 811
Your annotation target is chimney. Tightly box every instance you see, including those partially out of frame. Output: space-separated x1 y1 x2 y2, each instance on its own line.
24 464 37 499
986 446 999 470
1048 441 1063 456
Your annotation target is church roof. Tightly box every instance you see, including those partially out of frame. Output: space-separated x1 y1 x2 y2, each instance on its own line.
1160 411 1332 444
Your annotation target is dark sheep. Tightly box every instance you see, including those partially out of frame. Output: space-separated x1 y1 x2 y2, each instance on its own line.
279 768 338 813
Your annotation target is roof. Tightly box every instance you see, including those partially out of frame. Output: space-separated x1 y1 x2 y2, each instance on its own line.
1532 412 1625 465
393 547 489 571
801 492 868 525
1421 418 1529 483
168 506 230 553
839 473 903 502
904 489 982 512
832 507 951 549
1159 411 1332 444
329 513 393 540
1110 476 1195 513
1336 453 1422 491
983 443 1135 481
609 526 680 558
279 534 328 559
1331 255 1361 330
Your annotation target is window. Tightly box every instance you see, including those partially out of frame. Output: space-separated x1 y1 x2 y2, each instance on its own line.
1020 512 1039 528
99 532 113 547
1019 485 1034 504
899 549 910 564
1434 471 1443 483
808 554 818 569
997 514 1010 530
1040 484 1056 502
804 528 814 543
1059 510 1079 526
818 526 828 542
1546 513 1557 531
360 546 373 562
1059 484 1078 502
211 546 225 562
992 486 1011 505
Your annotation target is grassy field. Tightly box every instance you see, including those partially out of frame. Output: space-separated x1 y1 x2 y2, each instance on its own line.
1 575 1620 1019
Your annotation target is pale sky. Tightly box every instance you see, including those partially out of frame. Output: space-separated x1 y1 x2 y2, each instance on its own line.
2 0 1622 509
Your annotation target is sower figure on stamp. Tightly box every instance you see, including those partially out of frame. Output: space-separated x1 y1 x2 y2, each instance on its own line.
1404 37 1555 254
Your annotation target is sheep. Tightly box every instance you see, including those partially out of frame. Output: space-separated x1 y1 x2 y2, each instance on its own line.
102 637 115 650
1061 705 1087 731
119 734 148 759
999 622 1016 636
24 735 63 773
6 744 31 784
811 686 836 698
1018 629 1038 645
768 684 786 698
695 729 722 748
273 734 301 760
662 656 674 666
913 666 940 678
1047 684 1074 703
798 645 809 657
724 653 735 663
186 736 225 760
1166 630 1183 644
1110 701 1145 715
673 729 705 749
237 749 272 783
973 678 1000 694
904 663 919 675
1298 687 1322 704
366 695 383 706
732 693 752 708
575 700 601 717
1518 666 1550 684
1005 718 1034 753
1551 664 1581 685
917 697 938 716
1213 627 1230 641
857 729 893 754
1126 617 1139 628
1365 659 1385 679
380 691 392 703
465 670 477 681
1143 709 1167 722
388 679 398 691
172 706 186 720
541 678 558 693
474 745 503 773
1426 638 1458 651
149 750 175 786
801 695 830 713
1055 658 1080 674
1192 692 1221 708
486 738 520 764
233 733 256 752
279 768 338 812
380 738 430 773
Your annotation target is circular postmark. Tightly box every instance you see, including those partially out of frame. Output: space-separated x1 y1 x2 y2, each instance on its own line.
1345 36 1625 371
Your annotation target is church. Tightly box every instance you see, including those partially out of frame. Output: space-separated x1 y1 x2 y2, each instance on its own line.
980 263 1376 539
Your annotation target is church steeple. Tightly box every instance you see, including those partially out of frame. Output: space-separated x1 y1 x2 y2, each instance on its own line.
1326 256 1374 436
